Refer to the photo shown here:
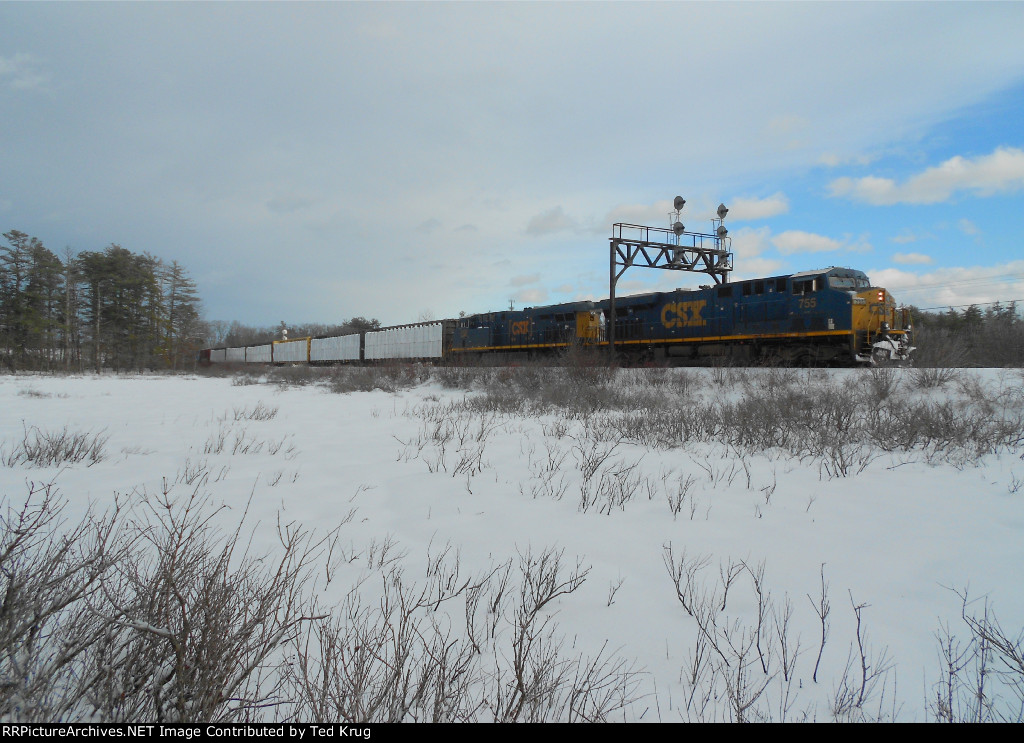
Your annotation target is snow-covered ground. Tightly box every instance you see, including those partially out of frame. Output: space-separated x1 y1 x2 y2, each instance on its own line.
1 367 1022 722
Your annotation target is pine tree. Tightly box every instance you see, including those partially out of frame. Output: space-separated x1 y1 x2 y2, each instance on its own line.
24 242 63 369
61 247 82 370
159 260 203 369
2 230 47 368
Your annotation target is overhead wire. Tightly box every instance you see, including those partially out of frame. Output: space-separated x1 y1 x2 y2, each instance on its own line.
914 298 1024 311
885 272 1024 295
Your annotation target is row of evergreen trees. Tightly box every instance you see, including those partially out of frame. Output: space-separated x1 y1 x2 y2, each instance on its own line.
908 301 1024 367
1 229 204 372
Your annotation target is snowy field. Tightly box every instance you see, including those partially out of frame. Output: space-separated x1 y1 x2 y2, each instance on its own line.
1 366 1023 722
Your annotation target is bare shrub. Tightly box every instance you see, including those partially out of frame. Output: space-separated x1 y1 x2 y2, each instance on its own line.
664 547 899 722
560 344 616 389
284 545 640 723
232 401 279 421
911 365 962 389
663 545 783 721
88 483 327 722
866 397 1024 462
664 473 697 520
865 366 900 401
508 366 1024 471
830 593 896 722
2 424 109 467
326 366 380 394
0 477 641 723
745 366 799 397
327 364 427 395
265 365 322 388
929 588 1024 722
284 565 483 722
397 404 499 478
0 482 127 721
436 365 482 390
493 546 643 722
808 564 831 684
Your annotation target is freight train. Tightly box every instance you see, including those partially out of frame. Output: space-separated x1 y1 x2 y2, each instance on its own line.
200 266 914 367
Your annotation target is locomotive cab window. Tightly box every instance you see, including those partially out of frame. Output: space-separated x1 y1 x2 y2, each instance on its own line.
717 286 733 298
793 278 819 295
828 275 870 291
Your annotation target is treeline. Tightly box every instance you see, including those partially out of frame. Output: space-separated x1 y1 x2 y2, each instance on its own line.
1 229 203 372
206 317 382 349
908 301 1024 367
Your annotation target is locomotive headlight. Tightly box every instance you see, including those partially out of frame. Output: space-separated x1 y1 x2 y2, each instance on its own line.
876 290 885 302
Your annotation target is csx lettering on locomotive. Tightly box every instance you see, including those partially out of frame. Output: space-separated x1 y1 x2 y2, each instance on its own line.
661 300 707 329
511 320 531 336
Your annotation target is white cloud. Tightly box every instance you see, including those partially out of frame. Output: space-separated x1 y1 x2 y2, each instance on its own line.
357 21 402 41
730 257 787 279
509 273 540 287
603 199 676 229
766 114 809 150
958 218 980 236
817 152 879 168
771 230 872 255
728 193 789 221
266 195 314 214
891 230 920 244
768 114 806 136
526 206 577 236
892 252 933 265
829 147 1024 205
870 261 1024 309
0 53 48 91
729 226 773 258
515 288 549 305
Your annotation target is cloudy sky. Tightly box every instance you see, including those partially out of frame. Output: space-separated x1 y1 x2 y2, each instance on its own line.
3 2 1024 327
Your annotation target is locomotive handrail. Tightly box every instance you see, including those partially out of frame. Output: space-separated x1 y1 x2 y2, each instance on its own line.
611 222 729 255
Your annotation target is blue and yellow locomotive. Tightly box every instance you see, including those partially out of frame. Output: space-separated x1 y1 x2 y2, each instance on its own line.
452 266 913 365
